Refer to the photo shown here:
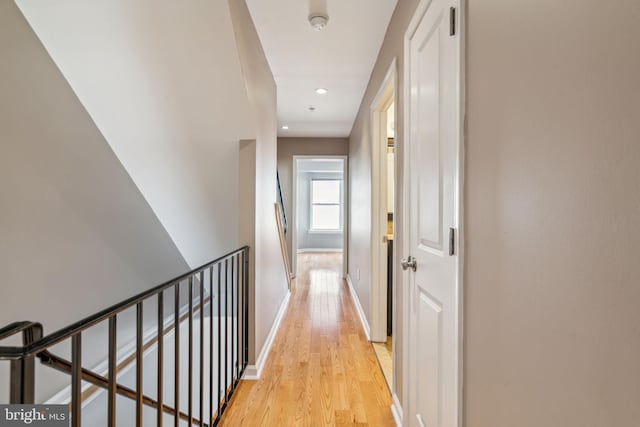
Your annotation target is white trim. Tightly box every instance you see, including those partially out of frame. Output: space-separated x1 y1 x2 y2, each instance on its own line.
346 274 370 340
293 155 349 278
370 59 397 344
309 178 343 233
343 159 349 279
307 229 343 235
243 290 291 380
292 156 299 277
391 392 404 426
402 6 413 419
297 248 343 253
456 2 467 426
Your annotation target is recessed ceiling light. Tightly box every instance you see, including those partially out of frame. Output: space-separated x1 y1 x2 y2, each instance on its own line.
309 106 316 112
315 88 328 95
281 125 289 130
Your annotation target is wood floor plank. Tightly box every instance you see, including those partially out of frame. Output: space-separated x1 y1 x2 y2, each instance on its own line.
219 252 394 426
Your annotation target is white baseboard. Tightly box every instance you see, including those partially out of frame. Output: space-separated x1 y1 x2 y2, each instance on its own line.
391 392 403 426
346 274 370 340
243 290 291 380
297 248 343 253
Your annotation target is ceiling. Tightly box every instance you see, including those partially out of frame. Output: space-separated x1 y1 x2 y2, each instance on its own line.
246 0 398 138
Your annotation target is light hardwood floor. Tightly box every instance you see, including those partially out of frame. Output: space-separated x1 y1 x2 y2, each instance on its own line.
219 252 395 426
372 338 393 390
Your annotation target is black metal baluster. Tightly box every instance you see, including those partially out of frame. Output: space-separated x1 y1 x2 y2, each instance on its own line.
217 264 221 421
71 333 82 427
243 249 249 370
9 325 41 405
136 303 143 427
238 252 243 377
157 293 164 427
199 271 204 427
209 266 214 425
231 255 236 391
238 252 243 378
108 317 117 427
235 254 240 385
174 283 180 427
188 276 193 424
224 258 229 405
0 248 250 427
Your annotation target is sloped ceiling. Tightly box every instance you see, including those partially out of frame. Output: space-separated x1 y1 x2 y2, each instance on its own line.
246 0 398 137
16 0 256 267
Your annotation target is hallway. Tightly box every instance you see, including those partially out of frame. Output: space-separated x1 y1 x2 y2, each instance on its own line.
220 252 394 426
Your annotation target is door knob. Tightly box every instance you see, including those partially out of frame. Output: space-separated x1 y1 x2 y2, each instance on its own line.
401 256 417 272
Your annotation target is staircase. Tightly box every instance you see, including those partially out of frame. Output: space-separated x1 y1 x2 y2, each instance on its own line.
275 173 293 289
0 247 249 426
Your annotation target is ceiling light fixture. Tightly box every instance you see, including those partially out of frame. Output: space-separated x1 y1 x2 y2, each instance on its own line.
281 125 289 130
315 88 328 95
308 0 329 31
308 106 316 112
309 14 329 31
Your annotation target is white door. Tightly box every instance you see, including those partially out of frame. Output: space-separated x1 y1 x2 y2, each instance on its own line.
405 0 460 426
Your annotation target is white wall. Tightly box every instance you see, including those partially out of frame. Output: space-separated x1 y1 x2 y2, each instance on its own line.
296 171 344 251
0 1 189 402
465 0 640 425
16 0 256 268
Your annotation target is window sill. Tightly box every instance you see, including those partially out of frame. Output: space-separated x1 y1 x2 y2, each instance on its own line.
308 229 343 234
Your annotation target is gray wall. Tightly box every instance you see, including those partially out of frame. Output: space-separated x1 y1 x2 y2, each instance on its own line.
464 0 640 425
16 0 256 268
0 1 188 401
277 137 349 268
229 0 289 366
350 0 640 422
296 171 344 251
347 0 420 405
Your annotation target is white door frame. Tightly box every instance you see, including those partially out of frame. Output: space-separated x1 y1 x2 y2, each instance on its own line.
370 59 397 344
292 155 348 278
401 0 465 424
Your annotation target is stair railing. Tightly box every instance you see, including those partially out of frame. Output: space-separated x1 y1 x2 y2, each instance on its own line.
0 246 250 427
276 171 287 236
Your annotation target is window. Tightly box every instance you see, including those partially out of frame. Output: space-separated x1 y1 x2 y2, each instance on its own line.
310 179 342 231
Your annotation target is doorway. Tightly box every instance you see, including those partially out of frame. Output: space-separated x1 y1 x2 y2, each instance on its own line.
370 61 397 390
292 156 347 277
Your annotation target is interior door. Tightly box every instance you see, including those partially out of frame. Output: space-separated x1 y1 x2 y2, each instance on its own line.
406 0 460 426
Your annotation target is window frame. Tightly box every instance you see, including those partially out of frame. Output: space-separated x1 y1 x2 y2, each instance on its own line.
309 178 343 233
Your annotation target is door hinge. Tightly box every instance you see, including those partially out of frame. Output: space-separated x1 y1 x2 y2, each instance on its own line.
449 7 457 36
449 227 456 256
